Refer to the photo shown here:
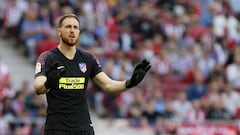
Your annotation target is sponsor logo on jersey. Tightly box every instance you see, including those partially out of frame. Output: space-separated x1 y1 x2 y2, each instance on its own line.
35 62 41 74
59 77 85 90
79 63 87 73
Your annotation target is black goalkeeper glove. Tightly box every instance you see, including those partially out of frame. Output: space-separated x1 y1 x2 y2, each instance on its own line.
126 59 151 88
44 61 66 89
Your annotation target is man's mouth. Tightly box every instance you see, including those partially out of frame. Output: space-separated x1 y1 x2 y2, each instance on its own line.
69 35 75 38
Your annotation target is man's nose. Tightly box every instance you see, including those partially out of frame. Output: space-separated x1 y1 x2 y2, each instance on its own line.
70 28 74 33
69 26 76 32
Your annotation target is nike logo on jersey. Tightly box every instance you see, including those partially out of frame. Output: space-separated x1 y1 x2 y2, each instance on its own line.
57 66 65 70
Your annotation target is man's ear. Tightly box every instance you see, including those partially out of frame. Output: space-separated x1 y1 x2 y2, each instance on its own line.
57 28 61 36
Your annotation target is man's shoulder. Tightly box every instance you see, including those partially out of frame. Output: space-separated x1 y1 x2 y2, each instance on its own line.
76 48 93 57
38 48 57 59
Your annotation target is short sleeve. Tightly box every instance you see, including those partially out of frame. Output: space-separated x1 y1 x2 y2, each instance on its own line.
90 54 102 78
34 51 49 78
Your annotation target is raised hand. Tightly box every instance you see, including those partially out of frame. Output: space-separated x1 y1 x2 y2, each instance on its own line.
125 59 151 88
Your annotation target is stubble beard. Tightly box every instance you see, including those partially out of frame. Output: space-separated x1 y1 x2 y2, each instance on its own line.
61 34 79 47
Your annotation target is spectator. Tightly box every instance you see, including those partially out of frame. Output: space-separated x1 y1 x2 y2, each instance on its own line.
0 0 7 29
35 28 58 58
117 90 135 117
131 88 146 109
93 17 108 42
166 41 178 74
38 6 51 35
28 94 45 117
2 0 26 38
208 62 225 82
104 51 133 80
92 85 106 117
221 83 240 116
202 77 223 107
0 109 10 135
20 8 46 63
180 25 197 49
199 0 214 27
225 46 240 88
184 61 199 83
186 69 208 101
11 91 25 116
79 29 96 47
131 1 155 39
206 97 232 121
213 9 239 40
2 97 16 121
229 0 240 19
128 104 143 127
198 50 216 77
139 40 154 60
212 40 228 66
117 22 136 53
171 47 194 76
151 49 172 76
160 99 176 120
163 16 185 41
48 0 61 27
172 91 192 122
0 55 11 100
141 99 161 126
100 32 119 56
151 34 163 54
185 99 205 124
233 24 240 44
154 90 165 114
17 81 36 108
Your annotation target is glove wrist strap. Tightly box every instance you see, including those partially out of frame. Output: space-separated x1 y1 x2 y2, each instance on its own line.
125 79 133 88
44 81 50 89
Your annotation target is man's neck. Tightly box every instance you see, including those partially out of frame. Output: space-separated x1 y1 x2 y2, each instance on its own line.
58 44 76 60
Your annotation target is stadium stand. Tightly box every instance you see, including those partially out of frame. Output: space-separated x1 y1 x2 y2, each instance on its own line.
1 0 240 135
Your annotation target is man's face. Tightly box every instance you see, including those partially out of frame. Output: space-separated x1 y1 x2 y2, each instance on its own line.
58 17 80 46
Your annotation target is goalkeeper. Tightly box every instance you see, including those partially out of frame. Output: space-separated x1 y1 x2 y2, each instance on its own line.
34 13 151 135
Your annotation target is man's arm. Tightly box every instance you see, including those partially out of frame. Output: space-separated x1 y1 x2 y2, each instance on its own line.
34 75 49 95
34 62 66 95
93 59 151 94
92 72 128 94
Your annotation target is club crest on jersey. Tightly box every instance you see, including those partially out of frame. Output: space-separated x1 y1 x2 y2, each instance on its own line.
79 63 87 73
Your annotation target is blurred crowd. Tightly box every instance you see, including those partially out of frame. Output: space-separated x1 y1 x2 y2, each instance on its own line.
1 0 240 134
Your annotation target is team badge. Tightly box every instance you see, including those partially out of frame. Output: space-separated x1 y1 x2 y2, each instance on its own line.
79 63 87 73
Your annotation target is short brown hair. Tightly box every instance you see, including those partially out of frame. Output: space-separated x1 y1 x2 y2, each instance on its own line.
57 13 80 28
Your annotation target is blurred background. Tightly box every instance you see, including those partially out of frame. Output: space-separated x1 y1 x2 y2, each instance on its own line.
1 0 240 135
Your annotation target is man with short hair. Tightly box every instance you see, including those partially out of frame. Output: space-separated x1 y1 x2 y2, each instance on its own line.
34 13 151 135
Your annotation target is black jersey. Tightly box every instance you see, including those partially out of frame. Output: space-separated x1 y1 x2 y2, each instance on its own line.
35 47 102 131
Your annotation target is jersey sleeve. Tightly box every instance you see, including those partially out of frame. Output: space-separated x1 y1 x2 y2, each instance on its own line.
34 51 49 78
90 54 102 78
